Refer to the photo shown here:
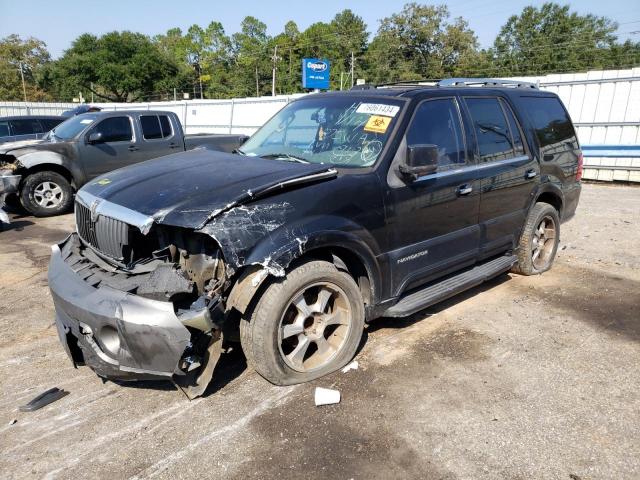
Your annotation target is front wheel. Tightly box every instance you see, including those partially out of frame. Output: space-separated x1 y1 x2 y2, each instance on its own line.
20 171 74 217
240 260 365 385
512 202 560 275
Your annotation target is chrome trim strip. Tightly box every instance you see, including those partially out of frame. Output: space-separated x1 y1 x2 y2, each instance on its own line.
75 189 155 235
415 155 530 182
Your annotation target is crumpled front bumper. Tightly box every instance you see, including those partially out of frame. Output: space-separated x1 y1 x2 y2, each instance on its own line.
48 236 192 381
0 174 20 224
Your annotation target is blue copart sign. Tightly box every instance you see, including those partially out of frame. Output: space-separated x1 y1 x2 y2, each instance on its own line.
302 58 331 90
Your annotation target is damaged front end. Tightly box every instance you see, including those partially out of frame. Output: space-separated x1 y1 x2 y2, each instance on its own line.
49 223 229 399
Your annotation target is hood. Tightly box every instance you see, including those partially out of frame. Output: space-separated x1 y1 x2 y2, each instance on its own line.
0 138 46 155
79 149 337 229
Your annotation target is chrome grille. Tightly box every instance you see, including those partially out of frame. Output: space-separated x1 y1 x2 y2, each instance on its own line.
75 201 130 260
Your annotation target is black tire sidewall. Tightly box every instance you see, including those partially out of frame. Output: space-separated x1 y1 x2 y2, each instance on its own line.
520 203 560 274
20 171 73 217
248 261 365 385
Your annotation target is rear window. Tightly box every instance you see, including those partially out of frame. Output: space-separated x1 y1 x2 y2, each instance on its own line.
141 115 162 139
159 116 172 137
521 97 577 149
0 121 9 137
465 97 515 162
141 114 173 140
10 119 43 136
40 118 63 131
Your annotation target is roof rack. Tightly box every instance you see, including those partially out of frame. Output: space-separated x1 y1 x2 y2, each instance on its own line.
350 77 539 91
437 78 538 89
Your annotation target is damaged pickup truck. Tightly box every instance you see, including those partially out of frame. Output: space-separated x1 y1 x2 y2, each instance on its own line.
48 79 582 397
0 110 247 217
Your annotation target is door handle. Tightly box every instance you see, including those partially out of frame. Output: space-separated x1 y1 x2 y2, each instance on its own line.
525 169 537 179
457 184 473 196
128 145 139 152
169 142 180 149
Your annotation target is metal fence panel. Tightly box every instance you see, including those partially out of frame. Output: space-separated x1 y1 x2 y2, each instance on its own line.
1 69 638 181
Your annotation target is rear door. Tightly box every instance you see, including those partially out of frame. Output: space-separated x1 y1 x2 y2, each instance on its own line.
462 96 538 259
385 96 481 296
81 116 138 179
138 114 180 160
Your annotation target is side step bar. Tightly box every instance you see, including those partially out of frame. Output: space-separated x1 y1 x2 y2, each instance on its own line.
383 255 517 318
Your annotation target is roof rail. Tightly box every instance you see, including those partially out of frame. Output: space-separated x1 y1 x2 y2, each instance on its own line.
437 78 538 89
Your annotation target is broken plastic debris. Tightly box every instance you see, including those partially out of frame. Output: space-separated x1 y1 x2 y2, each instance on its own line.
19 387 69 412
314 387 341 406
341 360 359 373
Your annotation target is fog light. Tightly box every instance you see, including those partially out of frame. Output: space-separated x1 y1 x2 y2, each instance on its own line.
100 326 121 356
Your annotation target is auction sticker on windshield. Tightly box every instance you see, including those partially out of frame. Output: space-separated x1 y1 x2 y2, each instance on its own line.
356 103 400 117
364 115 392 134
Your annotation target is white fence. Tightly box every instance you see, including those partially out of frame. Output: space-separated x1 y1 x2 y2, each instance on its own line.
1 68 639 182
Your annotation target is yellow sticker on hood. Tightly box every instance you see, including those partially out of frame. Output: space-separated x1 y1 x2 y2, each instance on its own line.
364 115 391 134
95 178 111 185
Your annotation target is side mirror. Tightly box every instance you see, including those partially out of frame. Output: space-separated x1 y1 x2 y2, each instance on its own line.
399 144 439 180
88 132 104 144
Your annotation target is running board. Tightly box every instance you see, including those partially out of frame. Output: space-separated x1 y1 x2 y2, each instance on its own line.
383 255 517 318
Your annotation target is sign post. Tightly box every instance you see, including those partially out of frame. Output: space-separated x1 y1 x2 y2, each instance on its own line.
302 58 331 91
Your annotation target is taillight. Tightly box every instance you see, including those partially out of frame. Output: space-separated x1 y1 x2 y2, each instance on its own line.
576 152 583 181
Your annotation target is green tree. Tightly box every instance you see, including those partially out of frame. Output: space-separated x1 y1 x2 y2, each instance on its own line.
51 31 182 102
364 3 478 83
0 34 51 101
231 16 271 97
491 3 619 75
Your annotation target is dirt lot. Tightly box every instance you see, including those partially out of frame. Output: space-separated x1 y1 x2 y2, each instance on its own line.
0 183 638 480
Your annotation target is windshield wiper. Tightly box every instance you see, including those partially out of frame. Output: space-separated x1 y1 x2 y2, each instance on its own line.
260 153 310 164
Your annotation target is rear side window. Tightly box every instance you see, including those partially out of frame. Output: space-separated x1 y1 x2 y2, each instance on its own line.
141 115 173 139
405 98 466 170
159 116 172 137
10 119 43 136
0 121 9 137
93 117 133 142
40 118 63 131
465 97 517 162
521 97 576 149
140 115 162 139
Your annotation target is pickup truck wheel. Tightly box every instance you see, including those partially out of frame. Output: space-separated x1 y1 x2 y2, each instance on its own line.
512 202 560 275
240 260 365 385
20 171 73 217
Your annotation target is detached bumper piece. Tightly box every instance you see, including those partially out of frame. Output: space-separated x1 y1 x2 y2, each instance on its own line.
48 234 223 398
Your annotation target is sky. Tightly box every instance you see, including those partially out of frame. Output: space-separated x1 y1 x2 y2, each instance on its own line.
1 0 639 58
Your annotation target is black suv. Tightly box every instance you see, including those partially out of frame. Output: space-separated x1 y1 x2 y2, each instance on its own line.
48 78 582 397
0 115 65 144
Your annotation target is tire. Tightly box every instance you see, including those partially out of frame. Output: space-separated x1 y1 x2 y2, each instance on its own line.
20 171 74 217
240 260 365 386
512 202 560 276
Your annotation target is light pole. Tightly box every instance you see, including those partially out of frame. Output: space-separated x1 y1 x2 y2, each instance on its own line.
18 62 27 102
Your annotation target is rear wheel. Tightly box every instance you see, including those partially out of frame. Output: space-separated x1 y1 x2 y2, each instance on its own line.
20 171 73 217
512 202 560 275
240 260 365 385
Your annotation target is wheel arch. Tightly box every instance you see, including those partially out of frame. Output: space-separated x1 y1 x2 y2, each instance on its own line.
532 184 564 217
15 152 83 190
225 235 381 318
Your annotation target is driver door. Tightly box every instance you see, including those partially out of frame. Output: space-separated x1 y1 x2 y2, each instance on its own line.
81 116 138 179
385 96 481 296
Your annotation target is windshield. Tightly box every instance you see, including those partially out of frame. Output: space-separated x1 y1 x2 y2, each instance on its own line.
240 96 404 168
52 113 100 140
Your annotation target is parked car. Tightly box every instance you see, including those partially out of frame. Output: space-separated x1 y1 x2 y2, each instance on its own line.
48 79 582 398
61 105 102 117
0 110 248 216
0 115 65 144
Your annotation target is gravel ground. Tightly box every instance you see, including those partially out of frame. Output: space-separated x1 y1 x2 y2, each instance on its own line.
0 182 638 480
